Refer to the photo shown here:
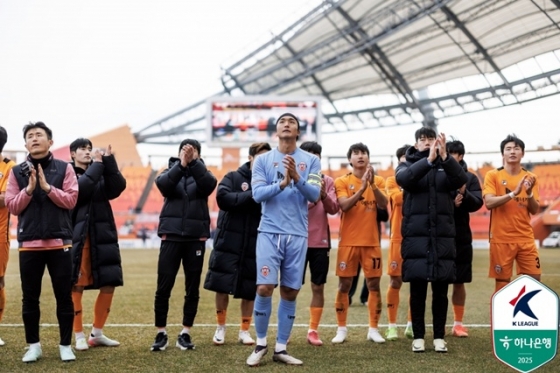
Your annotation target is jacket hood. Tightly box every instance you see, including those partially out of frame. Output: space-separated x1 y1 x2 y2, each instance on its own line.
238 162 251 178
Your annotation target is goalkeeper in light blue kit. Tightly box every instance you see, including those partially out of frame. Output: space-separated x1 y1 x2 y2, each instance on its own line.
246 113 321 367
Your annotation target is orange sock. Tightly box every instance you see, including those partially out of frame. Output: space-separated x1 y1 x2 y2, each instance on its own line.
309 307 323 331
368 290 382 328
453 305 465 323
72 291 84 332
0 287 5 322
335 291 349 327
407 295 412 322
216 309 227 326
93 292 114 329
240 316 251 331
386 287 400 324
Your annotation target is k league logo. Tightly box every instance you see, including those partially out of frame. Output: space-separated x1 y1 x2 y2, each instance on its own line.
510 285 541 323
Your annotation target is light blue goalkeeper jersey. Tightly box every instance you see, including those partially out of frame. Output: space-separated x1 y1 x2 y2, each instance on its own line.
251 148 321 237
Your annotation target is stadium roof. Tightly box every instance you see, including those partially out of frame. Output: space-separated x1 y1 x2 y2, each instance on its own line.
135 0 560 144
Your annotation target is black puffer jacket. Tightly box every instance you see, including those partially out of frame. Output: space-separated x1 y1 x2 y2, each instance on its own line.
204 162 261 300
71 155 127 288
396 147 467 282
156 157 217 239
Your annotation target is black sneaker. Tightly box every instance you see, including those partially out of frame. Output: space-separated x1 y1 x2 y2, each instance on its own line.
176 333 195 350
151 332 169 352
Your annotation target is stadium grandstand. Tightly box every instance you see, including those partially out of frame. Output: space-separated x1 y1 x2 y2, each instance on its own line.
10 0 560 245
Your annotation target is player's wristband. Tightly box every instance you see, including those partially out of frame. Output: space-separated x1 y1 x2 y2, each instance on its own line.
508 192 515 199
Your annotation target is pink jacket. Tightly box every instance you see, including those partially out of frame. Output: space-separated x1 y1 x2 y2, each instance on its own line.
307 174 339 248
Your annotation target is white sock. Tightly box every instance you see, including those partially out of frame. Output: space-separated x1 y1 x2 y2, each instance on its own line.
157 328 167 334
406 321 412 327
256 337 267 346
308 329 316 333
275 342 287 352
30 342 41 348
454 321 463 326
389 323 397 328
75 332 85 340
91 327 103 337
181 327 190 335
369 327 379 333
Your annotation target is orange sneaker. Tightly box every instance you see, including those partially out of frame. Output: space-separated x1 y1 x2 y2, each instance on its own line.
307 330 323 346
452 325 469 338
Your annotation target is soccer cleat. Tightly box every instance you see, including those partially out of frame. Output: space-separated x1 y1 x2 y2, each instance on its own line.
434 338 448 353
75 337 89 351
59 345 76 362
385 326 398 341
88 334 120 347
452 325 469 338
150 332 169 352
0 337 4 346
176 333 195 350
404 325 414 339
246 345 268 366
367 329 386 343
238 330 255 345
272 350 303 365
213 326 226 345
412 338 425 353
307 330 323 346
22 344 42 363
331 329 347 344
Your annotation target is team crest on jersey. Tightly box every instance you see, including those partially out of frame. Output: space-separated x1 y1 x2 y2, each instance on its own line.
339 262 347 271
502 180 507 185
261 265 270 277
390 261 398 270
196 250 202 256
298 162 306 171
273 162 279 168
0 172 3 179
494 265 502 274
349 185 355 190
241 182 249 191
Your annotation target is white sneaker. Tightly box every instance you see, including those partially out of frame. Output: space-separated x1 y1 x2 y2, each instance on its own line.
238 330 255 345
246 345 268 366
272 350 303 365
433 338 448 353
75 337 89 351
213 326 226 345
367 329 386 343
331 329 347 344
59 345 76 362
0 337 4 346
22 344 42 363
88 334 120 347
412 338 425 353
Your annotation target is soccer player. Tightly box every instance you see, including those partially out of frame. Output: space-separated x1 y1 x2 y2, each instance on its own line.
446 139 483 337
5 122 79 362
384 144 413 341
332 142 388 344
151 139 217 352
0 126 16 347
483 134 540 292
69 138 127 351
300 141 339 346
396 127 467 353
246 113 321 366
204 142 271 346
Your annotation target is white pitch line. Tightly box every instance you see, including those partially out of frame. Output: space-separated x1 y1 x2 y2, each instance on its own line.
5 322 559 327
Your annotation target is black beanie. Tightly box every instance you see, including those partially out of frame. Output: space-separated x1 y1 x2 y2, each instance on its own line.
275 113 300 129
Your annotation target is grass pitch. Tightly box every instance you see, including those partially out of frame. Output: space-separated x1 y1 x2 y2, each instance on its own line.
0 247 559 372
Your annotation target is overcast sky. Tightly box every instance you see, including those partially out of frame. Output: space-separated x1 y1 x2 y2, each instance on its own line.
1 0 559 169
